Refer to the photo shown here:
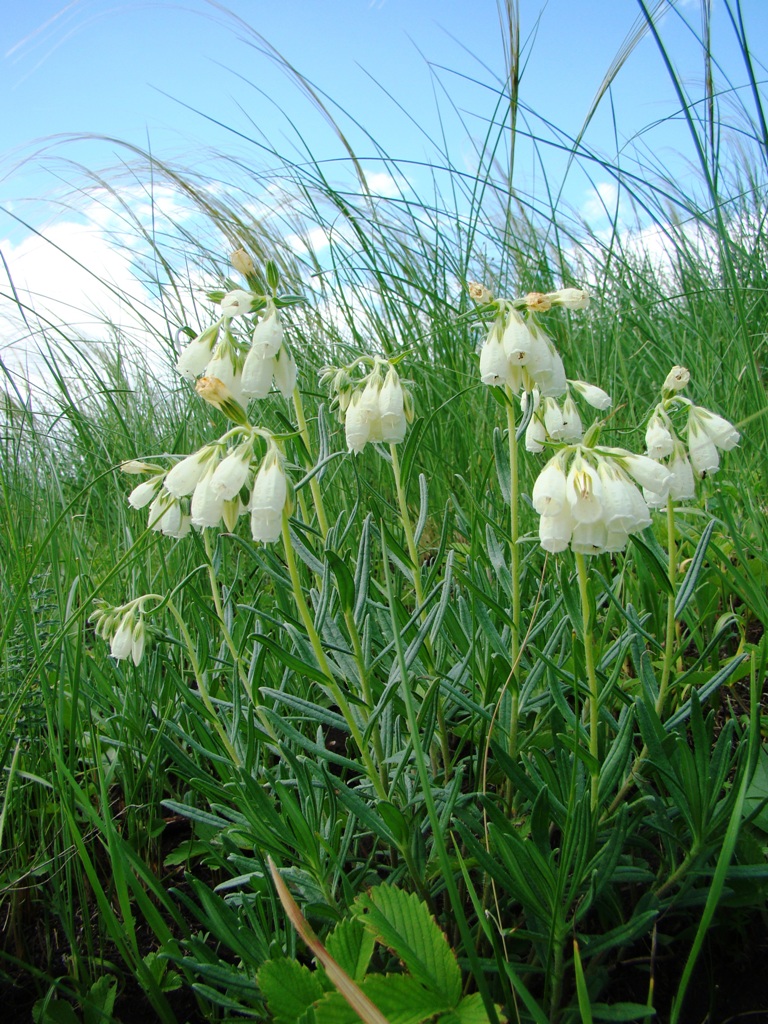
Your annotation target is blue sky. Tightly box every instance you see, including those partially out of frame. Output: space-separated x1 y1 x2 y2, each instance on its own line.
2 1 767 364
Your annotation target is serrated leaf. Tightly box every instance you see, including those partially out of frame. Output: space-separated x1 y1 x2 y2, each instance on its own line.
354 886 462 1005
326 917 376 983
314 975 440 1024
443 992 504 1023
257 958 324 1024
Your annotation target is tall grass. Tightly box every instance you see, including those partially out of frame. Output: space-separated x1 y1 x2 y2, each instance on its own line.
2 2 767 1022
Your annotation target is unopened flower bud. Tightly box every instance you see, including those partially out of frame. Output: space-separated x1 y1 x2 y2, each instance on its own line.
547 288 590 310
121 460 155 475
230 248 255 277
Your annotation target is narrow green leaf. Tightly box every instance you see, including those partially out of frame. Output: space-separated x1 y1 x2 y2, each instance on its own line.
674 519 716 617
326 549 356 613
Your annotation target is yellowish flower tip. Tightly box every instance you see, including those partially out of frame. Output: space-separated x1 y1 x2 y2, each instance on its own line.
663 365 691 392
468 281 493 304
547 288 590 310
195 376 249 426
230 248 255 277
524 292 553 313
120 460 155 475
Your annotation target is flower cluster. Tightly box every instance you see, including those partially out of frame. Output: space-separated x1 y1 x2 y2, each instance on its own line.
123 432 291 544
533 446 673 555
91 600 148 665
322 358 414 454
523 380 612 453
175 300 297 407
479 306 567 398
643 365 740 503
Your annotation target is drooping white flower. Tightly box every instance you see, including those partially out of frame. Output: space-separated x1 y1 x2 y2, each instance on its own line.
571 520 609 555
620 453 673 500
110 611 135 661
220 289 255 319
378 368 407 444
191 464 227 529
538 505 574 553
687 416 721 477
128 478 162 509
542 398 568 440
273 347 298 399
597 461 651 533
345 389 372 454
566 457 603 524
164 447 213 498
242 346 275 399
131 617 146 666
668 444 696 500
148 493 191 538
251 306 284 357
502 311 536 365
525 414 547 453
570 380 612 410
645 411 675 460
250 455 288 543
532 453 568 516
210 445 252 501
206 346 245 407
175 323 220 380
690 406 740 451
559 395 583 443
479 329 510 387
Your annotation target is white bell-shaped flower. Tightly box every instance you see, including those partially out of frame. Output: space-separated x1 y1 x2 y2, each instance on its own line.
645 411 675 460
148 493 191 538
379 368 407 444
663 365 691 392
251 306 284 357
571 520 609 555
191 465 227 528
345 390 372 454
128 478 162 509
273 347 298 399
249 455 288 543
690 406 740 450
164 447 212 498
130 617 146 666
566 457 603 524
242 346 275 398
502 311 535 365
570 380 612 410
668 444 696 499
538 505 574 553
559 395 583 443
110 611 135 661
543 398 568 440
211 446 252 501
175 323 220 380
620 453 673 500
479 331 509 387
687 416 720 477
532 453 568 516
